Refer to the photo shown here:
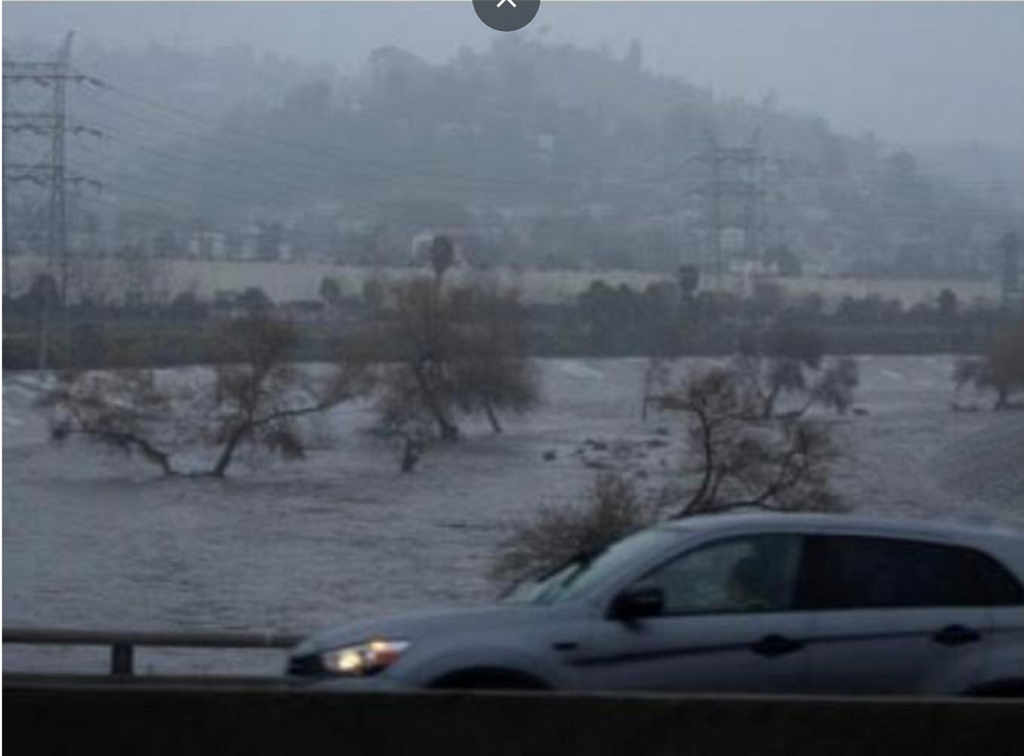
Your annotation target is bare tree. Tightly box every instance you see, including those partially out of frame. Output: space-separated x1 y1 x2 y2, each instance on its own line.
734 325 858 418
365 277 539 453
659 367 844 516
807 356 860 416
47 367 177 475
205 313 361 476
734 325 822 418
488 362 847 589
47 313 365 477
380 277 462 440
955 319 1024 410
448 284 539 433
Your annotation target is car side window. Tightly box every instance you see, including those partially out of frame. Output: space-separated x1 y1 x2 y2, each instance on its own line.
965 550 1024 605
637 534 804 615
802 535 1024 609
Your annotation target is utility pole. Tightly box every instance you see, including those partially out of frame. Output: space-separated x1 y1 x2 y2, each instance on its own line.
3 32 101 370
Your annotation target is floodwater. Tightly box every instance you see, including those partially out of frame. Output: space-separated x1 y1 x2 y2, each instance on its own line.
3 356 1021 674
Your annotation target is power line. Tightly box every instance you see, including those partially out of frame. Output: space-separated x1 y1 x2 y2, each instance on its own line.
75 115 338 202
93 77 565 191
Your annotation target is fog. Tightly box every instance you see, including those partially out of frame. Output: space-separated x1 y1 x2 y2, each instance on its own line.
4 1 1024 693
4 1 1023 149
3 1 1023 288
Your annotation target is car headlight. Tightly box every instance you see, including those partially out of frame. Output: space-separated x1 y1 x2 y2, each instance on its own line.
319 639 410 676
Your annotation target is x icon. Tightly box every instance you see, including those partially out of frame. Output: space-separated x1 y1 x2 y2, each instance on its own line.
497 0 516 7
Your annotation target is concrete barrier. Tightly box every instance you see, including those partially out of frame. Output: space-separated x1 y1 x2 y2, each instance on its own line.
5 677 1023 756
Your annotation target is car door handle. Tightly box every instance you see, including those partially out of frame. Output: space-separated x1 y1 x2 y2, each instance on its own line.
933 624 981 647
751 634 803 658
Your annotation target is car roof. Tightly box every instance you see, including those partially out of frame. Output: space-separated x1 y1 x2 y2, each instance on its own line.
656 511 1024 581
658 511 1017 538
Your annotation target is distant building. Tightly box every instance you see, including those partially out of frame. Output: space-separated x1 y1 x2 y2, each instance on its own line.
186 228 226 260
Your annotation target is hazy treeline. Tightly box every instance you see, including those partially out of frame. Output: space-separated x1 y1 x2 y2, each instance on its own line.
3 270 1016 371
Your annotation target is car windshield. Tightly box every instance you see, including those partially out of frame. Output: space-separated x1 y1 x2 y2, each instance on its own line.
502 528 681 605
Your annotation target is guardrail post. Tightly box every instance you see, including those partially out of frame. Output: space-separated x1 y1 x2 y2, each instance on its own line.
110 643 133 676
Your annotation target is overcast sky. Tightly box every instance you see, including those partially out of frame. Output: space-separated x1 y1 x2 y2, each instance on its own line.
3 1 1023 149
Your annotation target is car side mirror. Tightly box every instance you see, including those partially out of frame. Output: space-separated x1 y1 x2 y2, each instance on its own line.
611 585 664 621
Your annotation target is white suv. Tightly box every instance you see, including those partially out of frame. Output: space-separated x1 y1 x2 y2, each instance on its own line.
289 513 1024 696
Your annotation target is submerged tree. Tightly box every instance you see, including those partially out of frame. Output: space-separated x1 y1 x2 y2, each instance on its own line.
447 284 539 433
357 277 540 465
954 319 1024 410
734 325 859 418
659 367 844 516
376 277 463 440
205 313 363 476
47 313 366 477
48 367 178 475
490 361 848 588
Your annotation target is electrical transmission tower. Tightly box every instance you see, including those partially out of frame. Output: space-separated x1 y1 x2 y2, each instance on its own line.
693 131 766 286
3 32 101 369
999 231 1023 313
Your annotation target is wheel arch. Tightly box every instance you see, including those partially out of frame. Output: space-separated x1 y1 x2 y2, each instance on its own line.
427 666 553 690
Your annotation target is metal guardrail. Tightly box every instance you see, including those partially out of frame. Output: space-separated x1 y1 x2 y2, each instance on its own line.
3 627 304 676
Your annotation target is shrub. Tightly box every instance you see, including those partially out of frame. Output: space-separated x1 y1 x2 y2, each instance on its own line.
490 473 656 589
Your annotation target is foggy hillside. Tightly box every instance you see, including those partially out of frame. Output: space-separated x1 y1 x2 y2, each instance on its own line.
5 22 1022 278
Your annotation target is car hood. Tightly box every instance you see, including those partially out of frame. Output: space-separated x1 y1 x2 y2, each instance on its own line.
292 602 572 656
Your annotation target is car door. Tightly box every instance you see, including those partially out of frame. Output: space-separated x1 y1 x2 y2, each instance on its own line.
576 533 812 694
978 551 1024 692
799 534 990 695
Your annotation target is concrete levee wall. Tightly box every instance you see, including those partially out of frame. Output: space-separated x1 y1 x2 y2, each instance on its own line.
5 679 1023 756
7 256 1002 308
